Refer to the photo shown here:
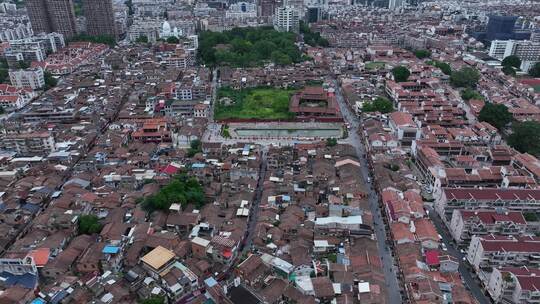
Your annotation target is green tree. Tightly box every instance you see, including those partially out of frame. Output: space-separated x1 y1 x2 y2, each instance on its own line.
523 212 538 222
71 34 116 47
414 49 431 59
198 27 301 67
501 55 521 68
300 21 329 47
0 106 4 114
529 62 540 77
461 88 483 101
502 65 516 76
450 67 480 88
17 61 30 69
271 51 292 66
74 2 82 16
141 175 205 211
78 215 102 235
435 61 452 75
166 36 179 44
508 121 540 157
362 97 394 113
478 103 512 130
140 296 165 304
44 71 58 89
0 68 8 84
135 35 149 43
187 139 202 157
427 60 452 75
391 66 410 82
326 138 337 147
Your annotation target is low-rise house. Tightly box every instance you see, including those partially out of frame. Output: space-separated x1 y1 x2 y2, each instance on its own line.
413 218 440 249
140 246 177 280
389 111 421 147
236 254 270 286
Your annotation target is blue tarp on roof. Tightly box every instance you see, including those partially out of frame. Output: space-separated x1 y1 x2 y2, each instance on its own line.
102 245 120 254
192 163 206 168
0 271 38 289
50 290 68 304
22 203 41 214
204 277 218 287
31 299 46 304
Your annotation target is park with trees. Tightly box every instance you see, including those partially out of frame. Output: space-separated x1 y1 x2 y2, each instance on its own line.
198 27 303 67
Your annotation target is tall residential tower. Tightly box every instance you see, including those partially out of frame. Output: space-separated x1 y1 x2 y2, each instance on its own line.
26 0 77 39
82 0 117 39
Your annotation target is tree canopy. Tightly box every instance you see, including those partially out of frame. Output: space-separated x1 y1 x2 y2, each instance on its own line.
0 68 7 84
414 49 431 59
71 34 116 47
300 21 329 47
508 121 540 157
362 97 394 113
44 71 58 90
450 67 480 88
198 27 302 67
461 88 483 101
427 60 452 75
78 215 102 235
478 103 512 130
391 66 410 82
326 138 337 147
529 62 540 77
187 139 202 157
17 61 30 69
502 65 516 76
141 175 205 211
140 296 165 304
501 55 521 69
166 36 180 44
135 35 149 43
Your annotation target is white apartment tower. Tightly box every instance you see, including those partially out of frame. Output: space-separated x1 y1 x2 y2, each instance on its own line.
273 6 300 33
388 0 403 10
9 68 46 90
489 39 540 72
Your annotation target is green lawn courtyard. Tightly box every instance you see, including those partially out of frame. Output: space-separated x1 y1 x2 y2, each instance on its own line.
214 87 297 120
365 61 386 70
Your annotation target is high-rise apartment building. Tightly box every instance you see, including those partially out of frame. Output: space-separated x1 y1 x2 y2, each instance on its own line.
489 39 540 72
388 0 403 10
26 0 52 34
273 6 300 33
9 68 46 90
82 0 117 39
25 0 77 39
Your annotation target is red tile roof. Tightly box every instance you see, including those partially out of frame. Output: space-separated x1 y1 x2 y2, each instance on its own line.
444 188 540 201
425 250 440 266
460 210 526 225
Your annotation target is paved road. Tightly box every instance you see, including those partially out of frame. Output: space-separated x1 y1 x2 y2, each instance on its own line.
332 80 403 303
241 150 268 255
427 208 491 304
